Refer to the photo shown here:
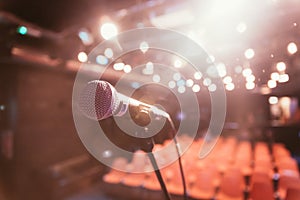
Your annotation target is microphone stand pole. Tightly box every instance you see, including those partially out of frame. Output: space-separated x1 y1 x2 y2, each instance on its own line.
141 139 172 200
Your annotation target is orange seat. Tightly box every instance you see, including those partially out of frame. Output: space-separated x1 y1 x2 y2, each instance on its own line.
250 181 274 200
286 187 300 200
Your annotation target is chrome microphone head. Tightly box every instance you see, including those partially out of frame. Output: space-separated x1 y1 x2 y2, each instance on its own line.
78 80 120 120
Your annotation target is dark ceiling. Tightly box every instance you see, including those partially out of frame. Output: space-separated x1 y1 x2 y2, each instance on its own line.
2 0 137 32
1 0 300 96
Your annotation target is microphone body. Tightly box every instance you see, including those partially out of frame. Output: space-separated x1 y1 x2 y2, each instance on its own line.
78 80 169 121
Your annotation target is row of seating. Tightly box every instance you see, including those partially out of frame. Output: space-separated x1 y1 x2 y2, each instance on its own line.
103 136 300 200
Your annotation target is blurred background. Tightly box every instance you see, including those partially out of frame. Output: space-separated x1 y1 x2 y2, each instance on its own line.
1 0 300 199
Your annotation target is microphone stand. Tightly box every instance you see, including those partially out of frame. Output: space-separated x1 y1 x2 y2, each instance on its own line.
140 139 172 200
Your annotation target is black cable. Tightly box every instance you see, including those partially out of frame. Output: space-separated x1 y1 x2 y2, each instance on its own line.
147 152 172 200
167 116 188 200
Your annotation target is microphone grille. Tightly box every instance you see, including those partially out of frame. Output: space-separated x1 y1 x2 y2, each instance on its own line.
78 80 114 120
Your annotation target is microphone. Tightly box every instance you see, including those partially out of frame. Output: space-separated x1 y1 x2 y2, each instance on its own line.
78 80 169 122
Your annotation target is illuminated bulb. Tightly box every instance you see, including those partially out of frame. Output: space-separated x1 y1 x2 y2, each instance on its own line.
226 83 235 91
267 79 277 88
143 62 153 75
217 63 227 77
168 81 176 89
186 79 194 87
78 30 93 45
203 78 212 86
178 86 186 94
104 48 113 58
140 41 149 53
173 73 181 81
278 74 289 83
242 68 252 77
223 76 232 84
113 62 125 71
17 26 28 35
77 52 88 62
276 62 286 72
271 72 280 81
208 84 217 92
287 42 297 55
244 48 255 59
174 59 183 68
269 96 278 105
96 55 108 65
246 82 255 90
194 71 202 80
100 23 118 40
246 74 255 82
192 84 200 92
152 74 160 83
123 65 132 73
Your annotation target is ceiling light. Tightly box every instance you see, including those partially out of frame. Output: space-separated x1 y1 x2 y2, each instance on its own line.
246 82 255 90
192 84 200 92
271 72 280 81
242 68 252 77
226 83 235 91
100 23 118 40
223 76 232 84
244 48 255 59
287 42 297 55
246 74 255 82
77 52 88 62
278 74 289 83
267 79 277 88
269 96 278 105
276 62 286 72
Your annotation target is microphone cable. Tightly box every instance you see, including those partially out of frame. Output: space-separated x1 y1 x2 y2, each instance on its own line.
166 115 188 200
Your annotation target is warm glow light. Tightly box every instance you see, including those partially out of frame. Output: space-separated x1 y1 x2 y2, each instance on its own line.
246 74 255 82
153 74 160 83
276 62 286 72
140 41 149 53
186 79 194 87
244 48 255 59
226 83 235 91
271 72 280 81
269 96 278 105
100 23 118 40
77 52 88 62
208 84 217 92
174 59 183 68
113 62 125 71
192 84 200 92
223 76 232 84
178 86 186 94
267 79 277 88
246 82 255 90
217 63 227 77
203 78 212 86
242 68 252 77
168 81 176 89
123 65 132 73
173 73 181 81
104 48 114 58
278 74 289 83
287 42 297 55
194 71 202 80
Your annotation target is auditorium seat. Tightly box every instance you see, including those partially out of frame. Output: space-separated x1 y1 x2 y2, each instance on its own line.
250 181 274 200
285 187 300 200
